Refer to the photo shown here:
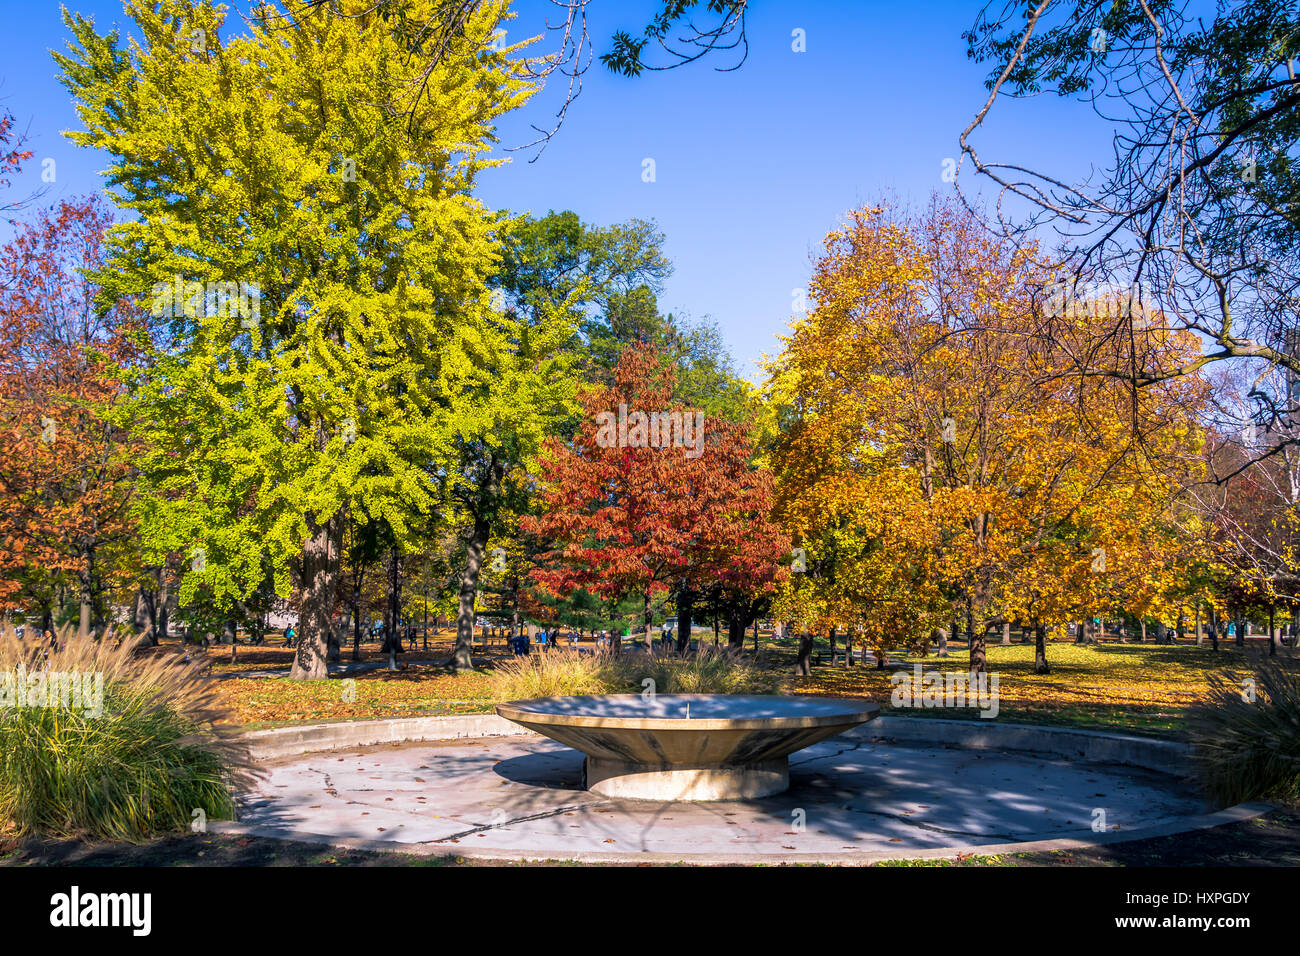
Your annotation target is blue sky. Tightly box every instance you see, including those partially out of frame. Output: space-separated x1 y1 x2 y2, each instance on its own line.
0 0 1113 379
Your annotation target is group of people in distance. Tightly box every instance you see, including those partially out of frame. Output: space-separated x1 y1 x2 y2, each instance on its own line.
507 626 679 656
509 628 621 656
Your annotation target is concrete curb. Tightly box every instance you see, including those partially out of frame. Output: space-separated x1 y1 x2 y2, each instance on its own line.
240 713 528 761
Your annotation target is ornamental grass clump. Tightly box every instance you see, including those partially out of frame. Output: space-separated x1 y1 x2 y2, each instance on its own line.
605 644 783 695
489 644 782 700
0 626 258 842
1188 654 1300 807
487 648 608 700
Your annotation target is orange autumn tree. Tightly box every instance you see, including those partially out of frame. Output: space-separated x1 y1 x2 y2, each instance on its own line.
0 196 142 632
524 344 787 652
769 197 1206 675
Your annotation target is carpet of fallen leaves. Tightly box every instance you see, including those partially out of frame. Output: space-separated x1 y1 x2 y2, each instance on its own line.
212 670 498 726
784 641 1297 735
177 629 1299 734
186 633 503 726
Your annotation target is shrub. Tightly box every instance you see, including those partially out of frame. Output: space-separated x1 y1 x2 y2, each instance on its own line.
0 626 257 842
1188 654 1300 807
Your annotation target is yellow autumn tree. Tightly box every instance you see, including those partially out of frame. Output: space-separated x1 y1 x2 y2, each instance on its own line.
769 197 1208 675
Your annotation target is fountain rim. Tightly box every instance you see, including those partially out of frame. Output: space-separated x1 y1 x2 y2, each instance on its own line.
496 693 880 732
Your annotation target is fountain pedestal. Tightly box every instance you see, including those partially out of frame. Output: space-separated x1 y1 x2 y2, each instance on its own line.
497 694 879 801
583 756 790 800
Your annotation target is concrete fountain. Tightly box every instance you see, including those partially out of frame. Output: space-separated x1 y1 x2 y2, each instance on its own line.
496 694 880 800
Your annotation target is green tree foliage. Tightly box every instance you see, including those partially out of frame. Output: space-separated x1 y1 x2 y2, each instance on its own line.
57 0 535 678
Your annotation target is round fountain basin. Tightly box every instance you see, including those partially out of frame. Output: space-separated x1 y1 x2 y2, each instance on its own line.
496 694 880 800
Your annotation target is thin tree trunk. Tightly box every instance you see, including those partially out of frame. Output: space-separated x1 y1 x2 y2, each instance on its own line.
1033 623 1049 674
78 558 93 640
643 590 654 648
794 630 815 676
1001 621 1011 645
675 584 693 654
967 604 986 675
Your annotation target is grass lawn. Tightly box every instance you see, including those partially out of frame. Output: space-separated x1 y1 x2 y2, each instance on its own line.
187 630 1294 737
785 641 1276 736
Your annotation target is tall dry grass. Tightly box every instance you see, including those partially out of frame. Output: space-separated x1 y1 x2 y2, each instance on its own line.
1189 654 1300 807
489 644 781 701
0 625 258 842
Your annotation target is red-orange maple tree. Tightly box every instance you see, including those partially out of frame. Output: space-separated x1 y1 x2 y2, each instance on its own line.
0 196 142 630
523 344 787 651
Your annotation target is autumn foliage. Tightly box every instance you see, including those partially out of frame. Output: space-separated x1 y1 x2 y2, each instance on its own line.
524 344 788 649
0 197 141 627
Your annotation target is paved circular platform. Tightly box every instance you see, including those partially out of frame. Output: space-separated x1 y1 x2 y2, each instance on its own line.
224 729 1251 863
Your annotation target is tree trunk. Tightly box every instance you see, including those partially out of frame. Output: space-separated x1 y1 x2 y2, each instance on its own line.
1208 606 1220 652
1269 604 1277 657
327 618 341 664
937 626 948 657
290 513 342 680
675 584 694 654
643 590 654 649
1034 623 1050 674
1195 603 1202 646
829 626 838 664
157 580 169 643
794 631 814 676
967 605 986 675
844 632 855 667
350 565 364 662
727 608 746 652
1001 621 1011 645
78 564 93 640
451 509 491 671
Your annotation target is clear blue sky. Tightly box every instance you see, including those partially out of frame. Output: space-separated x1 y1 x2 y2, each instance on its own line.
0 0 1111 379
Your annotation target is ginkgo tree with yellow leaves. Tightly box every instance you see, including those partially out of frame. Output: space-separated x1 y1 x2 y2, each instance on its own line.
57 0 543 679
